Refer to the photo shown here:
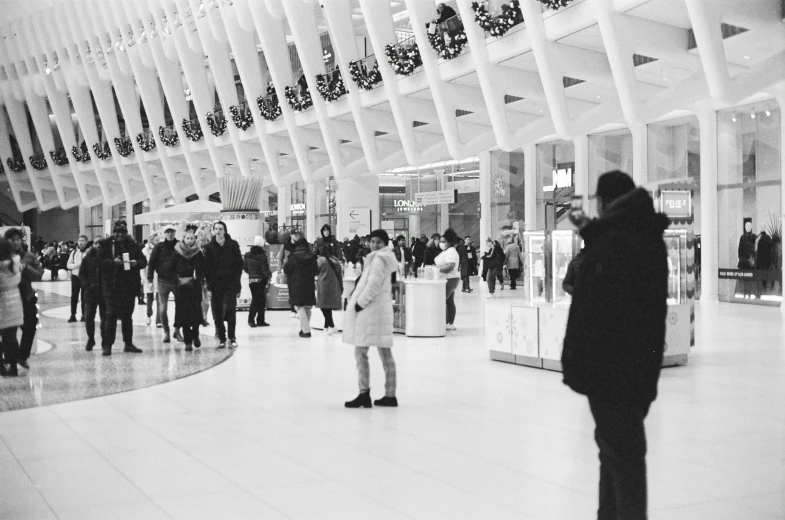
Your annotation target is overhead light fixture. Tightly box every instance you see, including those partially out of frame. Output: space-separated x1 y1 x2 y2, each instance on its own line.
765 109 771 117
662 77 668 82
743 55 750 60
595 95 601 99
44 65 51 75
731 112 737 122
750 109 756 119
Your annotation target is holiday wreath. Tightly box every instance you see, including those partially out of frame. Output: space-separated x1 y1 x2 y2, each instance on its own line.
71 146 90 163
538 0 574 10
49 149 69 167
136 133 157 152
113 137 135 157
426 24 468 60
471 0 523 38
348 59 383 91
284 85 313 112
257 93 282 122
206 112 228 136
182 118 204 142
29 155 47 171
315 70 347 102
92 142 112 160
384 43 422 76
6 157 25 172
229 104 254 131
158 126 180 147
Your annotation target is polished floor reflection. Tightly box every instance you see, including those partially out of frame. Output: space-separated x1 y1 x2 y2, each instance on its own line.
0 285 233 412
0 281 783 519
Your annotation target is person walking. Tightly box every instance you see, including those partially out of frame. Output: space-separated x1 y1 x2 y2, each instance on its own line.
562 171 670 520
198 231 211 327
244 235 271 328
393 235 413 277
482 238 505 298
170 225 206 351
99 220 146 356
44 244 58 280
0 238 24 377
5 228 43 370
313 224 339 257
283 237 319 338
343 229 399 408
66 235 89 322
278 229 302 320
460 236 478 292
316 244 343 335
503 236 524 290
142 233 161 327
79 239 106 352
204 221 244 348
147 225 181 343
434 229 461 331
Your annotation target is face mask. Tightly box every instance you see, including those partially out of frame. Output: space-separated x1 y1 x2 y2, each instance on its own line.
439 242 447 250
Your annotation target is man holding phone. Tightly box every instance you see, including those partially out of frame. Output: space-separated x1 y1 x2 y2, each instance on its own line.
562 171 670 520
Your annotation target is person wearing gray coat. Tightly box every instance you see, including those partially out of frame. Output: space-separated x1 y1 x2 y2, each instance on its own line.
316 244 343 335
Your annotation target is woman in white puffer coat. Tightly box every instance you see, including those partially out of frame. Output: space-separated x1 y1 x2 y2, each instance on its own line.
343 229 399 409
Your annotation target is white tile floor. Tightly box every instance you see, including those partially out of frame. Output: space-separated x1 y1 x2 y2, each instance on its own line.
0 281 783 519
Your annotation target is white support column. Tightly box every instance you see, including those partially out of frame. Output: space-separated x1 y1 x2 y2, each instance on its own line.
524 143 538 230
336 176 379 240
573 134 590 209
631 124 648 186
479 151 492 249
776 90 785 315
306 181 319 242
695 102 719 302
79 205 87 236
437 169 449 232
278 185 290 230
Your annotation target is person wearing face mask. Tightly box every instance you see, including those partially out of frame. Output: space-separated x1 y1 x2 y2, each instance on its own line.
343 229 400 408
434 228 462 331
169 225 207 351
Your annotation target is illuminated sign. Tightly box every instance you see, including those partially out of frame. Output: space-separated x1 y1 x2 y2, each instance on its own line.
543 168 573 192
393 199 424 212
660 191 692 218
290 203 306 215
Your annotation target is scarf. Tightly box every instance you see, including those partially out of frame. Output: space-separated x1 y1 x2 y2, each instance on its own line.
175 241 201 260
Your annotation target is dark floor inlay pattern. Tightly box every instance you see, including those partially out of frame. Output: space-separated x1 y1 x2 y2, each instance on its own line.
0 289 233 412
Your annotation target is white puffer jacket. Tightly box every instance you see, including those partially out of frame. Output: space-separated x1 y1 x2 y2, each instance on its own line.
342 248 398 348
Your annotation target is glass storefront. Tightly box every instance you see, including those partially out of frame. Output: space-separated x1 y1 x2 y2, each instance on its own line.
588 129 633 216
717 101 782 306
489 151 525 240
288 181 306 232
536 140 575 230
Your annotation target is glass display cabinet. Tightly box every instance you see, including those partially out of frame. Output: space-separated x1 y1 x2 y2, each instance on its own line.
522 231 547 303
664 228 688 305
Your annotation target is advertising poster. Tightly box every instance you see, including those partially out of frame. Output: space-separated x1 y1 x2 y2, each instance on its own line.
266 244 291 309
221 211 261 310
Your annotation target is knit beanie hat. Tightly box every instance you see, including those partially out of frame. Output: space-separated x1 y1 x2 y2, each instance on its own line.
369 229 390 246
595 170 635 206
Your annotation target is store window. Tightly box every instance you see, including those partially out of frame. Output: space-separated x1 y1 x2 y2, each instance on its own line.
287 181 306 232
588 129 633 216
489 151 525 240
717 102 782 306
86 204 103 240
536 140 575 230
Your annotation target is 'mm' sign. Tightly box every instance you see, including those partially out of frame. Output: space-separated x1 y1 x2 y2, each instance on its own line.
543 168 573 192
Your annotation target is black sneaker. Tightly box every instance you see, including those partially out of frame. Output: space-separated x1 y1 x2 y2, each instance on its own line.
67 315 77 323
173 330 185 343
123 344 143 353
229 339 238 348
5 363 18 377
85 338 95 352
162 334 171 343
17 359 29 370
373 396 398 407
259 322 270 327
345 390 372 408
185 344 193 352
217 341 226 349
299 331 312 338
194 336 201 348
248 322 257 328
102 348 112 357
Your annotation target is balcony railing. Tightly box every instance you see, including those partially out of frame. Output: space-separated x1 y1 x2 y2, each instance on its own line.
473 1 524 38
349 54 384 91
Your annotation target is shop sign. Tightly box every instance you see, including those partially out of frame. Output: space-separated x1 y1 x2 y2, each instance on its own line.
660 191 692 218
543 168 572 192
414 189 456 205
290 203 306 215
718 269 782 283
347 207 372 236
262 210 278 217
393 199 424 212
448 178 480 194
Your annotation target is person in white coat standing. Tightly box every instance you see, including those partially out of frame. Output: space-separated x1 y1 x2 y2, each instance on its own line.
343 229 399 408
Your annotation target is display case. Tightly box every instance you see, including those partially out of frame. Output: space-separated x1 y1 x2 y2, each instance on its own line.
551 230 581 304
664 229 688 305
522 231 547 303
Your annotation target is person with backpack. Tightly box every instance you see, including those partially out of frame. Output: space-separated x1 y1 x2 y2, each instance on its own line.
482 238 505 298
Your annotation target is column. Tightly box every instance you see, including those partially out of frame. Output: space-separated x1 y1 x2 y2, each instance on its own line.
695 102 719 302
437 169 449 232
78 205 87 236
278 184 290 230
479 151 492 248
573 134 590 209
102 203 111 236
778 92 785 315
306 181 319 241
524 143 537 230
336 175 380 240
631 124 648 186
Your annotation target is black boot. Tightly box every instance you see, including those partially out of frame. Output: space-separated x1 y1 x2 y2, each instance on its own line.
102 348 112 356
123 344 143 353
85 338 95 351
248 322 257 328
345 390 372 409
5 362 18 377
373 396 398 407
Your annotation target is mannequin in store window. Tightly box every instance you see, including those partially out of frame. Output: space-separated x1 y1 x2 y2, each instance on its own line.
737 220 757 299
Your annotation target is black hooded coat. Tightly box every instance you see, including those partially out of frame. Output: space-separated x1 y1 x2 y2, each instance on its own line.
561 188 670 406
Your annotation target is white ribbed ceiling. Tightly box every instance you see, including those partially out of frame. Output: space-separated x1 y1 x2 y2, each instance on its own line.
0 0 783 214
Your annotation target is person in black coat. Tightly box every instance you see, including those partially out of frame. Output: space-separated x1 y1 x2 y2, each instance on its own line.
203 221 244 348
313 224 340 260
412 235 427 277
393 235 413 277
244 236 272 327
168 225 207 351
98 221 147 356
482 238 505 296
284 238 319 338
423 233 441 266
460 236 478 292
561 171 670 520
78 240 105 352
